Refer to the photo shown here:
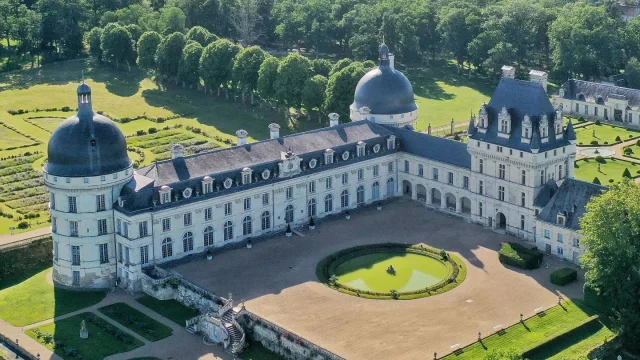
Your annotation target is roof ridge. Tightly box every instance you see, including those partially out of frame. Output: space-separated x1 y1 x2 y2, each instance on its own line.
571 78 639 92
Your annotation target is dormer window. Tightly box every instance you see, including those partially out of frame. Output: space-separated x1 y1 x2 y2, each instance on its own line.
478 105 488 130
357 141 365 157
242 167 252 185
554 110 563 139
557 212 566 226
160 186 171 204
324 149 334 164
387 135 396 150
202 176 213 194
497 106 511 137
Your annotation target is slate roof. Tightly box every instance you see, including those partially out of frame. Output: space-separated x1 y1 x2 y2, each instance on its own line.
537 178 607 231
387 126 471 169
470 78 570 152
559 79 640 110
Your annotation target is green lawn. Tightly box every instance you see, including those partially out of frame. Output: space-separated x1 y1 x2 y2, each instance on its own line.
574 158 640 185
575 123 640 146
529 321 615 360
136 295 200 327
98 302 173 341
242 341 286 360
26 312 144 360
0 123 36 149
0 268 106 326
441 301 597 360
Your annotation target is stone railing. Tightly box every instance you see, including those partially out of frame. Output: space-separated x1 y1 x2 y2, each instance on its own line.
231 317 247 354
185 314 204 329
241 309 345 360
217 299 233 317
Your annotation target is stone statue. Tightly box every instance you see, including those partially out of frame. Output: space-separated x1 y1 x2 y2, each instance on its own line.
80 320 88 339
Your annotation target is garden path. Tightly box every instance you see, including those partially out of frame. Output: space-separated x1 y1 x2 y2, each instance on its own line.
0 227 51 247
576 136 640 183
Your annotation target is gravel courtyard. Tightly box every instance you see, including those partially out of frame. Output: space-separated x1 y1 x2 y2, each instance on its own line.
172 199 584 360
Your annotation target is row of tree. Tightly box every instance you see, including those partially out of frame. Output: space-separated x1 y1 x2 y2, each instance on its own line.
89 23 374 119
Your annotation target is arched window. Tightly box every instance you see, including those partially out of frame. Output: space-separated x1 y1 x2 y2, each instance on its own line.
324 194 333 213
183 232 194 252
203 226 214 246
162 237 173 258
285 205 294 223
261 211 271 230
357 185 365 205
243 216 252 236
387 177 395 196
372 182 380 201
341 190 349 208
223 221 233 241
308 199 317 217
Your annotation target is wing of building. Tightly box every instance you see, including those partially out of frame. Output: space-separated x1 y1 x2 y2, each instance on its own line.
45 50 604 290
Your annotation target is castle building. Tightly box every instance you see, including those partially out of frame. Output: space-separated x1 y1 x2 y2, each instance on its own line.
46 46 603 290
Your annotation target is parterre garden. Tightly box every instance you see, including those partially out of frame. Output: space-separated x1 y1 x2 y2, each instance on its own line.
575 122 640 146
574 158 640 185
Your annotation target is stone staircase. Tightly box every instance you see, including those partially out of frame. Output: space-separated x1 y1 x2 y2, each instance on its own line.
221 309 244 353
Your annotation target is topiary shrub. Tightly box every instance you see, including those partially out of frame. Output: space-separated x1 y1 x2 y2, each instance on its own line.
609 179 614 183
623 168 632 178
604 141 609 145
595 156 605 163
550 267 577 286
615 135 622 142
498 242 543 270
17 221 29 229
625 147 633 155
595 119 601 125
590 140 599 145
593 177 601 185
578 116 585 122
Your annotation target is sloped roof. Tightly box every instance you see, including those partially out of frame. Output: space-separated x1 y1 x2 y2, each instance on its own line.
537 178 607 231
387 126 471 169
560 79 640 110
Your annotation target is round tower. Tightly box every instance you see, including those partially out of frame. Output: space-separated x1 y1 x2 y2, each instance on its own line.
44 81 132 289
350 44 418 128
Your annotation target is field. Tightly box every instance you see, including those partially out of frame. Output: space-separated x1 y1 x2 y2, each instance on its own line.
575 123 640 146
574 158 640 184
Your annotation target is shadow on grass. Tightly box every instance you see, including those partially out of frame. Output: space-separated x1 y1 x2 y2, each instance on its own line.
409 60 495 101
0 261 50 290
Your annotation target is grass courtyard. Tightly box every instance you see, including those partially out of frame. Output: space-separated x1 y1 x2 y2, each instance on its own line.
574 158 640 185
0 267 106 326
575 123 640 146
135 295 200 327
98 302 173 341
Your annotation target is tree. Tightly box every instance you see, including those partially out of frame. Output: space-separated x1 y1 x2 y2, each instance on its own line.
329 58 352 77
101 24 136 69
137 31 163 70
178 41 204 87
186 26 214 46
275 53 313 112
302 75 328 121
323 62 366 120
437 3 481 70
581 181 640 352
159 7 187 35
199 38 240 97
625 16 640 60
36 0 87 58
228 0 260 46
233 46 268 104
155 32 186 80
257 56 280 102
86 27 104 60
312 59 332 77
626 57 640 90
124 24 142 45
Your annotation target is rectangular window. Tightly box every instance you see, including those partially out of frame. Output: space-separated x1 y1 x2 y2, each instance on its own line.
544 229 551 239
584 105 588 114
575 103 579 112
540 170 544 185
52 217 57 233
479 180 484 195
72 271 80 285
325 152 334 164
68 196 77 213
388 161 394 173
357 169 364 181
521 170 526 185
433 168 439 181
286 186 293 200
71 245 80 265
373 165 379 177
498 186 505 201
262 193 269 205
139 221 148 237
117 219 122 234
184 212 192 226
99 243 109 264
244 197 251 211
70 221 78 237
342 173 348 185
118 243 123 263
204 207 213 221
559 164 564 179
479 159 484 174
162 218 171 232
224 202 232 216
499 164 506 180
573 239 580 248
521 192 526 207
326 177 333 189
558 233 564 243
478 202 483 217
357 146 364 157
140 245 149 265
54 241 58 261
309 181 316 194
448 172 454 185
96 194 106 211
243 173 251 185
497 146 503 153
418 164 424 177
404 160 409 173
594 107 598 116
463 176 469 189
98 219 108 235
125 247 130 264
123 222 129 238
50 193 56 210
520 215 525 230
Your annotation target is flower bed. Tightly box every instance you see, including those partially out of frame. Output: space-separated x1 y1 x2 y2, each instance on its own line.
316 243 466 300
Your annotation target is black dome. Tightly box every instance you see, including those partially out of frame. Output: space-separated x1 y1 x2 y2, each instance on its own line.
351 62 417 115
46 113 130 177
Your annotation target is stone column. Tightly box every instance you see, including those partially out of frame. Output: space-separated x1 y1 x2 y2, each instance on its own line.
456 197 462 213
426 187 432 204
440 192 446 209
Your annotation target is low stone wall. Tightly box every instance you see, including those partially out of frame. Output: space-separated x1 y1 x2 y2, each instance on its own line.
0 237 52 281
238 311 345 360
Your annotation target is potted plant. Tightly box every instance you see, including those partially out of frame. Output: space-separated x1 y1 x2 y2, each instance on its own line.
246 238 252 249
285 224 292 237
308 217 315 230
377 202 382 210
206 249 213 260
345 211 351 220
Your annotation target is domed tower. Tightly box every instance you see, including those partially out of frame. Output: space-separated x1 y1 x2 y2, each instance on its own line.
44 81 132 289
350 44 418 127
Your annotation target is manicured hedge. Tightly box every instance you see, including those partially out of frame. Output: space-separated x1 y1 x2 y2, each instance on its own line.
551 267 578 286
521 315 600 359
498 242 544 270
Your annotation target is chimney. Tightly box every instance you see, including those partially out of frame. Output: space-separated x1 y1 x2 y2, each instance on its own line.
268 123 280 139
529 70 548 94
501 65 516 79
236 129 248 146
388 53 395 70
328 113 340 127
171 144 184 159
